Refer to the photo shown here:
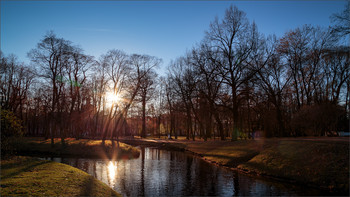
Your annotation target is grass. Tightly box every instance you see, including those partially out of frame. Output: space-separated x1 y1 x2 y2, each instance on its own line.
237 140 349 193
13 137 140 160
183 140 261 167
0 156 121 196
121 137 349 194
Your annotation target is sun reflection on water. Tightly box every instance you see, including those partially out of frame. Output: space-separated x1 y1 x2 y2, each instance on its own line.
107 161 117 186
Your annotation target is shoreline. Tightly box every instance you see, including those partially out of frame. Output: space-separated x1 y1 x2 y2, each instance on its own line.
0 156 121 196
13 137 140 160
7 137 348 195
120 137 349 195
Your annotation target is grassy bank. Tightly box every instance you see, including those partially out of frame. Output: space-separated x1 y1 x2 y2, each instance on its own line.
121 137 349 194
14 137 140 160
236 140 349 193
0 156 121 196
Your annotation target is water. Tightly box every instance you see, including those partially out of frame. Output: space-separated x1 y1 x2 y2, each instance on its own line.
41 147 329 196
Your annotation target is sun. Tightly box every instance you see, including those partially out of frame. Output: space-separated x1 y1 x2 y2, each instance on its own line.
105 91 122 108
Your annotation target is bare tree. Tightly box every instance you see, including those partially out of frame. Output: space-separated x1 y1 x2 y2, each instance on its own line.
321 46 350 104
256 36 291 137
153 77 167 138
105 54 161 141
98 50 130 141
205 6 261 140
62 47 93 141
0 53 35 136
165 74 177 139
169 57 198 140
137 70 157 138
28 31 75 145
331 1 350 38
91 57 109 139
190 44 225 140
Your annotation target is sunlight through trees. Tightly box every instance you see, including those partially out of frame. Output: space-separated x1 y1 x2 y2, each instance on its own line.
0 4 349 145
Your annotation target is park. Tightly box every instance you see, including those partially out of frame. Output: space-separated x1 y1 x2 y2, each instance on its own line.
1 1 349 196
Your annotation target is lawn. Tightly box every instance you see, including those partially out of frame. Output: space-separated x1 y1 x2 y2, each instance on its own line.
0 156 121 196
237 140 349 193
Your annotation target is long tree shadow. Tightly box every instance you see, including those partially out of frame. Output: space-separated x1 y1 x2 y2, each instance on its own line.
79 176 94 196
1 159 50 180
203 151 259 167
79 176 116 196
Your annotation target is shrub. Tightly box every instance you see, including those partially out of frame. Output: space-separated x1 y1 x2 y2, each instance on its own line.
1 108 24 156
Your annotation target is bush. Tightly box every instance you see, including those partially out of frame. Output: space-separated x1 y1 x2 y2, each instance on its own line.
290 102 345 136
1 108 24 156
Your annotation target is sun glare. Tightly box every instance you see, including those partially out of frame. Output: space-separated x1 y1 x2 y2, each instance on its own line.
105 91 121 108
107 161 117 186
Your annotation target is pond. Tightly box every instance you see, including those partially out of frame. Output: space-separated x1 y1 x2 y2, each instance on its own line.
41 147 329 196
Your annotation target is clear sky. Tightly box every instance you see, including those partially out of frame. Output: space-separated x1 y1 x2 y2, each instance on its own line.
1 1 347 76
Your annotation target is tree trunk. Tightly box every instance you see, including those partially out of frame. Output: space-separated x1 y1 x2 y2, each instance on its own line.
214 110 225 140
186 108 191 140
231 103 239 141
141 97 146 138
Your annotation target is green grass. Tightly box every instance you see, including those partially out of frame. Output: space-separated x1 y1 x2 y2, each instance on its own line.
14 137 140 160
0 156 121 196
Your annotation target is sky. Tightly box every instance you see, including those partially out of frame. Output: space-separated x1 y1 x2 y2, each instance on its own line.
1 1 347 76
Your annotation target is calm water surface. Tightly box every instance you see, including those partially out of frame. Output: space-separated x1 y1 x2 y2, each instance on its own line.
42 147 329 196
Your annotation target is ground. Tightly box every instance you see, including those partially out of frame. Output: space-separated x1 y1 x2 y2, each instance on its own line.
0 156 121 196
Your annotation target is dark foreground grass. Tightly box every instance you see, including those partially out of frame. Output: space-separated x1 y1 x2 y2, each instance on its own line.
14 137 140 160
236 140 349 193
0 156 121 196
122 137 349 194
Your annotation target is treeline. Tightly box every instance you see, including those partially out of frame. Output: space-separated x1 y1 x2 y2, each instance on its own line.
1 31 162 145
1 5 349 145
165 6 349 140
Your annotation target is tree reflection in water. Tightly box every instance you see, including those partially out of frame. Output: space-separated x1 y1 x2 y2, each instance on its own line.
42 148 328 196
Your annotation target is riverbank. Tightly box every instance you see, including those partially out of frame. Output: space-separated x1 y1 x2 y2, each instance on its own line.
0 156 121 196
120 137 349 194
13 137 140 160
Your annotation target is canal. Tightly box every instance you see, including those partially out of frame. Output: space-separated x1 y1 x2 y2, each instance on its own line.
41 147 329 196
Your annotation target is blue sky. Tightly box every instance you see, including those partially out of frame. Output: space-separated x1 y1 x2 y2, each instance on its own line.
1 1 347 76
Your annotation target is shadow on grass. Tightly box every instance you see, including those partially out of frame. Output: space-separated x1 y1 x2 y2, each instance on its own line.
239 161 280 176
240 161 349 196
204 151 259 167
1 159 50 180
79 176 94 196
79 176 116 196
